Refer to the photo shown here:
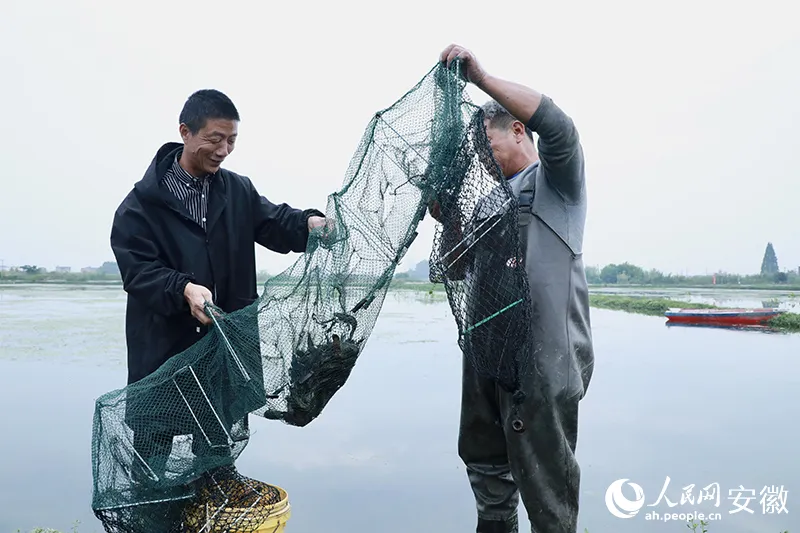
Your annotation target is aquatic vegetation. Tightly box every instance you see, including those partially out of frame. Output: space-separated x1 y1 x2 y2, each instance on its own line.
589 294 800 333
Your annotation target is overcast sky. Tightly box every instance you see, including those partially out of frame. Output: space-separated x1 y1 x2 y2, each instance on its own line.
1 0 797 276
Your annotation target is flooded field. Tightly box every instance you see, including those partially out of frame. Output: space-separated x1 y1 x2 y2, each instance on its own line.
0 285 797 533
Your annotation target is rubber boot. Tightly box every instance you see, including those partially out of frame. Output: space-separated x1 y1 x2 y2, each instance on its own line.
477 513 519 533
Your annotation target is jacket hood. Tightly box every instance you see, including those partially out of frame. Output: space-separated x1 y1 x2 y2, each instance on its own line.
133 142 184 202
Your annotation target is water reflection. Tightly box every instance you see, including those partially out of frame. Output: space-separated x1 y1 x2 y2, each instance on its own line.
665 322 785 335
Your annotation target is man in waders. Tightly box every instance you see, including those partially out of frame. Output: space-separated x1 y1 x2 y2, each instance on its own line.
431 44 595 533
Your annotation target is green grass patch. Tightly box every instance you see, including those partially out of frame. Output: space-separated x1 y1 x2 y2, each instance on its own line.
768 311 800 332
589 294 718 316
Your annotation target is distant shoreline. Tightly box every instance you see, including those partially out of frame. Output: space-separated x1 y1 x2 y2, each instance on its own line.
2 278 800 292
3 279 797 332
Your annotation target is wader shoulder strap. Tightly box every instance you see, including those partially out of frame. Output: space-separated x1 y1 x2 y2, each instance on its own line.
517 170 535 228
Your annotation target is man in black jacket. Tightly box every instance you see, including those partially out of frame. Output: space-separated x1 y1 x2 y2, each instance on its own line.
110 89 326 481
111 89 325 386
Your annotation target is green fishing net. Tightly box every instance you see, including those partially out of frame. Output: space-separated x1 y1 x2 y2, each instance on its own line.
91 59 533 532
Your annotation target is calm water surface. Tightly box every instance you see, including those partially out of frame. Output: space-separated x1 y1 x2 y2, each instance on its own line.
0 285 797 533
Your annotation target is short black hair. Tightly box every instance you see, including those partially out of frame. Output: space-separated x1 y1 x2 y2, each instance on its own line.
179 89 240 134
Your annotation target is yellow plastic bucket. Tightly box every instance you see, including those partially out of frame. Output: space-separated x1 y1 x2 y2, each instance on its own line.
250 485 291 532
185 479 291 532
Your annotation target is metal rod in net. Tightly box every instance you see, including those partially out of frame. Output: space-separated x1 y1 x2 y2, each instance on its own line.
442 198 512 269
207 304 252 383
93 492 195 512
111 434 160 485
196 476 231 533
465 298 524 334
172 365 233 448
229 477 266 530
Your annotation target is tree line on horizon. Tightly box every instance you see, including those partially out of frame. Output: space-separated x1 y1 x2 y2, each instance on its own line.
396 242 797 286
2 243 795 287
583 242 795 285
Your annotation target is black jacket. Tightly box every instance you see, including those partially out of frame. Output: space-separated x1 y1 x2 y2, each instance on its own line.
111 142 324 384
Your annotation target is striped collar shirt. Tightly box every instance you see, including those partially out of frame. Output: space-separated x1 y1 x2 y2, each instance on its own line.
161 150 214 231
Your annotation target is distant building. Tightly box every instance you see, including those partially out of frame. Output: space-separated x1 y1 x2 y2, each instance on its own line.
79 262 120 277
98 262 119 275
55 266 72 273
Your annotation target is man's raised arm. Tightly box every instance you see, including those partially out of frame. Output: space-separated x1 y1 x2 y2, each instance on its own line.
441 44 584 201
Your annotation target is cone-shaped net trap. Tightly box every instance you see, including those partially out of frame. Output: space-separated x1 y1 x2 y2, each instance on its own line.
90 60 533 532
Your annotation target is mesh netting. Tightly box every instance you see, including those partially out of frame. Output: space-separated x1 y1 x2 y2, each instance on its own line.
91 60 533 532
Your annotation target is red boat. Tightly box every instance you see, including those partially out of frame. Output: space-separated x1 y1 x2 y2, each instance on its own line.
664 307 786 326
